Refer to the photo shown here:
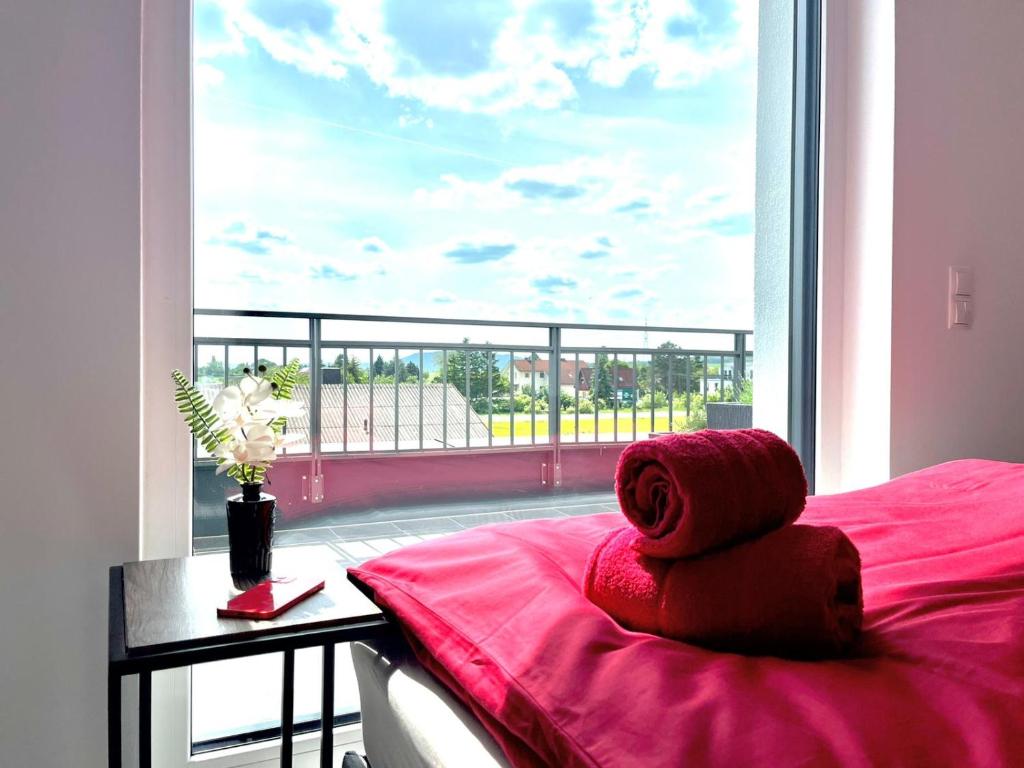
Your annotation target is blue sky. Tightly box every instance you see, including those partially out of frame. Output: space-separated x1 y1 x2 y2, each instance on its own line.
193 0 759 329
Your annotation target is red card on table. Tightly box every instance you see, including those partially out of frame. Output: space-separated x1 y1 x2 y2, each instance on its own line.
217 575 325 620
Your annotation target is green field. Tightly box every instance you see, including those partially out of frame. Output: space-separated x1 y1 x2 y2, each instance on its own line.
486 410 686 439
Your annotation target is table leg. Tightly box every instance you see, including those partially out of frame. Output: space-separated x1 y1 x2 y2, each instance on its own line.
282 649 295 768
320 643 334 768
108 670 121 768
139 670 152 768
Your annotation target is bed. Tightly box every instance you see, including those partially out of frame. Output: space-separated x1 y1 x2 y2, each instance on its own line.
349 459 1024 767
352 635 509 768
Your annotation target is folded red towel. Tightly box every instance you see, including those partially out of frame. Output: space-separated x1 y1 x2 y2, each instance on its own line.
615 428 807 558
583 525 863 658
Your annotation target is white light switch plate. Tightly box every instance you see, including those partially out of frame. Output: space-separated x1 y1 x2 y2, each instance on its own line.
948 266 974 329
953 298 971 326
950 266 973 296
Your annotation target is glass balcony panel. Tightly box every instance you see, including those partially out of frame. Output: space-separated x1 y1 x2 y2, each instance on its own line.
194 314 309 343
322 319 547 349
226 345 256 387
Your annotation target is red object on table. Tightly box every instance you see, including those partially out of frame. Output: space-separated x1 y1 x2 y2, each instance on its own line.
217 575 325 620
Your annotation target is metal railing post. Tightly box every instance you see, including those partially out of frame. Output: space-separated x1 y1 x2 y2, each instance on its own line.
441 349 448 449
465 347 471 448
667 353 674 431
342 347 348 454
369 346 375 452
734 332 747 401
308 317 324 502
395 348 401 452
548 326 561 487
418 349 424 451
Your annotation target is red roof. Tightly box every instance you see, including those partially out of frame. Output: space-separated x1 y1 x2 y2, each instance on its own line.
578 365 636 391
512 358 590 386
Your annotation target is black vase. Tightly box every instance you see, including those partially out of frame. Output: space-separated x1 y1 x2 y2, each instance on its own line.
226 483 276 590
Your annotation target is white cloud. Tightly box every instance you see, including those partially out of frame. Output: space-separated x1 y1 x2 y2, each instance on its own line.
586 0 758 90
197 0 757 114
194 215 411 310
398 113 434 129
359 236 390 254
194 63 226 93
429 290 456 304
413 153 660 216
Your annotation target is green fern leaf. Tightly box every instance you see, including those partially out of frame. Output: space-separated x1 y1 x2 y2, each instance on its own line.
171 369 230 466
267 358 302 434
268 358 302 400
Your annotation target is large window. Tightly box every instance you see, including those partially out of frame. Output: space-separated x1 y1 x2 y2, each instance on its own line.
188 0 814 756
194 0 758 327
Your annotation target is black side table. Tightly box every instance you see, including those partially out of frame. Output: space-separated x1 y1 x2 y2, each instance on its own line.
107 546 392 767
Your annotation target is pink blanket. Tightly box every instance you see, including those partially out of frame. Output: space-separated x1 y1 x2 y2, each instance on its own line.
349 460 1024 767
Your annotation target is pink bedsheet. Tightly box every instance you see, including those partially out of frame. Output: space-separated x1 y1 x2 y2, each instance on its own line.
349 460 1024 767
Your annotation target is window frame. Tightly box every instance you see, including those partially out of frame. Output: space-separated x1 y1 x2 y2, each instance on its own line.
790 0 822 489
142 0 825 763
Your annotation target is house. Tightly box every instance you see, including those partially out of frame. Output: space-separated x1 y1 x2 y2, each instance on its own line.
509 358 590 396
578 364 637 404
6 2 1024 766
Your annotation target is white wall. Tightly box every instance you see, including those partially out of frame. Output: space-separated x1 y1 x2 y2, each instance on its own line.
0 1 141 766
821 0 1024 488
890 0 1024 476
817 0 894 492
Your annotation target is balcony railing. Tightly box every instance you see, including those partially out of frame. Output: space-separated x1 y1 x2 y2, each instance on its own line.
193 309 752 497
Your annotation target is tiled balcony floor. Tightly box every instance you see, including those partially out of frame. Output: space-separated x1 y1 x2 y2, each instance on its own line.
193 491 619 562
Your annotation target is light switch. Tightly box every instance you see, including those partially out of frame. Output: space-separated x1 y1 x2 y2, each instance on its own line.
948 266 974 329
950 266 973 296
949 297 972 328
953 298 971 326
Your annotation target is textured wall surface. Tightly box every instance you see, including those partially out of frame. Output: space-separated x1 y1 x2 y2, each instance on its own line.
0 1 141 764
890 0 1024 475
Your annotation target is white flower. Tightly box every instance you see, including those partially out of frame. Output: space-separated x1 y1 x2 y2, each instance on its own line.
274 431 303 449
211 374 277 422
214 423 278 474
242 421 277 447
238 374 273 405
212 385 244 422
205 369 305 477
249 397 305 421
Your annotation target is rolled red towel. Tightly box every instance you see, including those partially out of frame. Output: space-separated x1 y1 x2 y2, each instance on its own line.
615 428 807 558
583 525 863 658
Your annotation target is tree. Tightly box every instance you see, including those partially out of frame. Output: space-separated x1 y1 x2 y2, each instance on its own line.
446 341 509 399
589 355 645 406
405 361 420 379
592 353 614 405
558 389 574 411
332 353 368 383
197 355 225 382
645 343 705 396
373 354 385 377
